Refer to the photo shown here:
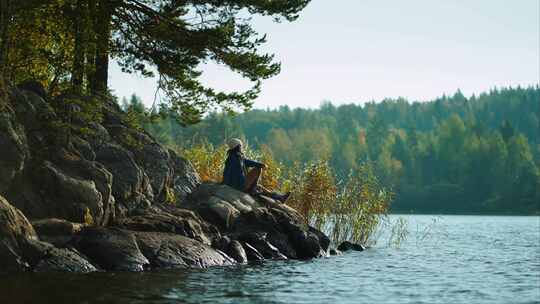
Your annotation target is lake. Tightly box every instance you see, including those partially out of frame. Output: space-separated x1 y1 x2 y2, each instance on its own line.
1 215 539 304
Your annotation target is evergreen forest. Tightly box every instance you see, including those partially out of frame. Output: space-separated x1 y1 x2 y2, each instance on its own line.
126 86 540 214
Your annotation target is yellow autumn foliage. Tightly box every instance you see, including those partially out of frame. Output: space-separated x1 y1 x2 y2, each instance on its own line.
177 143 393 245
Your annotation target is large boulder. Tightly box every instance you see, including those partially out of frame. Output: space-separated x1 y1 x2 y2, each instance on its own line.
2 85 201 224
242 242 265 262
32 246 97 273
212 236 248 264
337 241 365 252
186 183 261 230
134 232 235 269
0 110 27 194
0 195 96 273
95 143 152 213
32 218 84 247
73 227 150 271
114 204 219 245
38 161 105 222
9 88 56 150
71 136 96 161
132 140 172 200
72 227 234 270
0 195 37 273
186 183 330 260
237 232 287 260
4 145 116 226
169 149 201 203
227 240 248 263
22 240 97 273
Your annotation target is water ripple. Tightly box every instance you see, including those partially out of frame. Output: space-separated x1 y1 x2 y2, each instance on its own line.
1 215 539 304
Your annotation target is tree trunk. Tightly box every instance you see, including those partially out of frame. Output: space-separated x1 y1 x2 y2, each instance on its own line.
0 0 11 79
92 0 112 95
86 0 97 92
71 0 85 91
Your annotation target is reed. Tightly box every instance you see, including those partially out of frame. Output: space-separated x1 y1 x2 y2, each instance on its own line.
178 143 396 246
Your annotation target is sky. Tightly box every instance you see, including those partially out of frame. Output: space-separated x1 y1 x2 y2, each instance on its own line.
109 0 540 109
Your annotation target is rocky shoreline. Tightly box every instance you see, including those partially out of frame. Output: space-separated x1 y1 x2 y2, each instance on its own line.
0 83 359 274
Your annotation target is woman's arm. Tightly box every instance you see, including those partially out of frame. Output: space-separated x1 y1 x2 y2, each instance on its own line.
244 158 265 168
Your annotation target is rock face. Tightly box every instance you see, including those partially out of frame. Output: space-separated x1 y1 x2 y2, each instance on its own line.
0 111 27 194
0 195 97 273
0 84 332 274
114 204 219 245
32 218 84 247
73 227 150 271
1 85 200 225
186 183 330 260
0 194 37 273
135 232 234 269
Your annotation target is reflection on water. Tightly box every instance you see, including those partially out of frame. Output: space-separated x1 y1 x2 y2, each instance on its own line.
1 215 539 304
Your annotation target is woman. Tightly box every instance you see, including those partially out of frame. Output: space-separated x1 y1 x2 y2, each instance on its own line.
222 138 290 202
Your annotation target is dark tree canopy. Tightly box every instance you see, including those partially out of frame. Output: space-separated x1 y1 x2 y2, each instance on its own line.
111 0 310 123
0 0 311 123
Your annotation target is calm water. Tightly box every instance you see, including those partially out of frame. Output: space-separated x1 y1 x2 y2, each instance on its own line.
1 215 539 304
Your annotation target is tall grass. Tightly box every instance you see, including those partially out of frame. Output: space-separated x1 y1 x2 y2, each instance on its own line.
175 142 396 246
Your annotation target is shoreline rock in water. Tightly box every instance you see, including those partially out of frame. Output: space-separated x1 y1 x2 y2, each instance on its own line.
0 83 329 274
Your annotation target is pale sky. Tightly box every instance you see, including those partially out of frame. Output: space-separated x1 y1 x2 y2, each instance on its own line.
109 0 540 109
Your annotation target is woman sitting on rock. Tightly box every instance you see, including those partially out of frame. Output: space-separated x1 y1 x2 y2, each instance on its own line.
223 138 290 203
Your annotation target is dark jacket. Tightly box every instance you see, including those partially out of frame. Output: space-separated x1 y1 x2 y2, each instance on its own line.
222 150 264 191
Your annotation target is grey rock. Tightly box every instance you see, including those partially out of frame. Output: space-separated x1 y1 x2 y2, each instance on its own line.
74 227 149 271
137 143 172 199
212 236 248 264
232 207 329 259
238 232 287 260
329 248 342 256
0 84 334 274
95 143 146 212
188 183 259 214
114 204 219 245
37 160 105 224
0 195 37 273
134 231 235 269
32 246 97 273
267 232 297 259
227 240 248 264
169 149 200 203
32 218 84 247
71 136 96 161
86 122 111 146
185 183 265 230
53 149 116 225
6 146 116 226
187 183 329 260
242 242 265 262
337 241 365 252
0 111 27 194
0 197 94 274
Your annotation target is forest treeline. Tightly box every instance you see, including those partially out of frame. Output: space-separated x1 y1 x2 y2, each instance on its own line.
0 1 537 214
125 86 540 214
